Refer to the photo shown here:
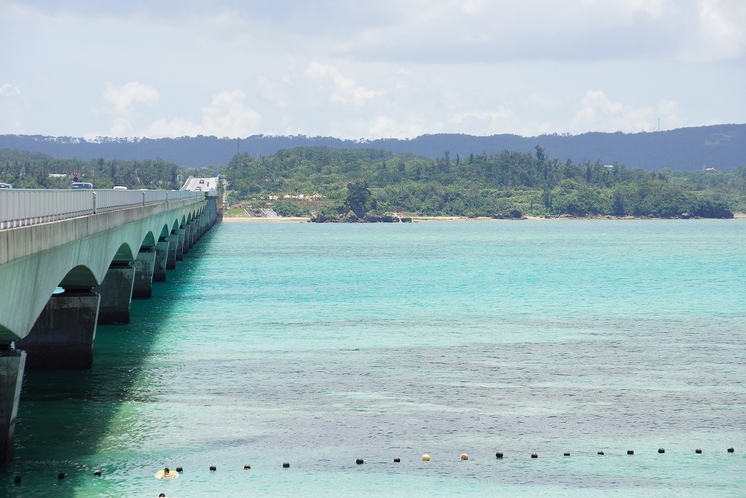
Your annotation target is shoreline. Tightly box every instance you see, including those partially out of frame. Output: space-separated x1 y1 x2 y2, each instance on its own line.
222 213 746 223
222 216 310 223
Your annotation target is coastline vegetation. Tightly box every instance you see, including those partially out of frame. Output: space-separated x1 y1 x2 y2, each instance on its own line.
2 146 744 219
0 149 209 190
223 146 744 219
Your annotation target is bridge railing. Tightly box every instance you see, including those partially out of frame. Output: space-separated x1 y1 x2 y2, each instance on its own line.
0 190 93 229
0 189 205 229
95 190 149 213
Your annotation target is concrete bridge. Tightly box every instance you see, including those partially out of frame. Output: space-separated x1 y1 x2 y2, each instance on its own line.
0 187 221 463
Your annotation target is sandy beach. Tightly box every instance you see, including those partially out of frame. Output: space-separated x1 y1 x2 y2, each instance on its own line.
222 213 746 223
222 216 311 223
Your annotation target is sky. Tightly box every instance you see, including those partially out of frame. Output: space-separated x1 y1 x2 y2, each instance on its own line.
1 0 744 140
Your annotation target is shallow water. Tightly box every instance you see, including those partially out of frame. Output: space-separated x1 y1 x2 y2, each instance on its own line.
2 220 745 496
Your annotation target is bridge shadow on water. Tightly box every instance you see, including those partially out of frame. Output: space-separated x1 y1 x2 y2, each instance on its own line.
0 228 219 497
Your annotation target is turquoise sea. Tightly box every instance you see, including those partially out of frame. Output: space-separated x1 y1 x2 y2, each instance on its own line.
2 219 745 497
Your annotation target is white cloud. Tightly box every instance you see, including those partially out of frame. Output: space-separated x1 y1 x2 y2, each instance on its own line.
451 109 517 135
0 83 21 98
103 81 159 113
146 90 261 138
571 90 683 133
2 1 744 139
367 115 434 139
692 0 746 60
0 83 24 133
305 62 379 106
580 0 672 17
101 82 160 136
201 90 261 136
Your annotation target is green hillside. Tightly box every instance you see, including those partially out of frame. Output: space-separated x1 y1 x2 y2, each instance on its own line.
224 146 745 219
2 146 744 219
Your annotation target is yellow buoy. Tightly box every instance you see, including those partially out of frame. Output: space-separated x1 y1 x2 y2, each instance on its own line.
461 453 468 461
422 454 431 461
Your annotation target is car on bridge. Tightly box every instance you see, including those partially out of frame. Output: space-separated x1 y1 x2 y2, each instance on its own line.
71 182 94 189
0 183 12 189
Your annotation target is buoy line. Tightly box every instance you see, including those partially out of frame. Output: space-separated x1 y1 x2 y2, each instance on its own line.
16 446 736 487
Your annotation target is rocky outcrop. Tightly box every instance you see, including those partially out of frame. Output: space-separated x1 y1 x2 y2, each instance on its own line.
310 212 412 223
491 209 525 220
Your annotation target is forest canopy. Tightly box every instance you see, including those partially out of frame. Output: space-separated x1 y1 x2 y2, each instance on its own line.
222 146 744 219
2 146 744 219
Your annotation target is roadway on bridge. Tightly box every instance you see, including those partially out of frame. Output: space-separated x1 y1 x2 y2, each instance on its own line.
181 176 219 193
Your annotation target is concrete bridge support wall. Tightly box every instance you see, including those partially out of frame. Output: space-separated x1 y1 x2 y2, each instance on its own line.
176 228 186 261
166 234 178 270
0 348 25 464
182 226 189 255
188 222 196 249
154 239 169 281
16 291 100 370
94 264 135 324
132 249 156 298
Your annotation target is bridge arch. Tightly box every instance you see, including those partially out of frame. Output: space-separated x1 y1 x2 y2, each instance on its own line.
141 231 157 249
0 198 215 341
111 241 136 264
58 264 99 290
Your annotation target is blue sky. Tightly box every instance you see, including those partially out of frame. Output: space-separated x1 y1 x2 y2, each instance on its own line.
1 0 744 139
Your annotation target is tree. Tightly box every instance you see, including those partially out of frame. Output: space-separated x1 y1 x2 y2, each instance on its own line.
345 181 376 218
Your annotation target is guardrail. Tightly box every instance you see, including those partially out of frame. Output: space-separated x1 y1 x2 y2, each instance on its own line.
0 189 205 229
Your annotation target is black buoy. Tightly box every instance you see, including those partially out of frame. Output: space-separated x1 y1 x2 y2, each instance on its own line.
597 451 604 455
531 453 538 459
93 470 102 476
282 462 290 468
658 448 665 454
57 472 66 480
13 475 21 484
209 465 216 471
627 450 634 455
563 452 570 457
159 494 166 497
176 466 183 472
495 452 503 459
727 447 734 453
356 458 364 465
393 457 400 463
695 449 702 454
244 464 251 470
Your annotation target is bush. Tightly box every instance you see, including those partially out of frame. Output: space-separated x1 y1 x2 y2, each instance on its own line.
272 200 311 217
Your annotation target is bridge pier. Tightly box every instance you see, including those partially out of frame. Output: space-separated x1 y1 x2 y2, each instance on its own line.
0 346 25 463
16 291 100 369
154 239 169 281
166 234 178 269
176 228 186 261
94 263 136 324
132 249 156 298
183 224 192 255
195 220 202 242
187 222 196 250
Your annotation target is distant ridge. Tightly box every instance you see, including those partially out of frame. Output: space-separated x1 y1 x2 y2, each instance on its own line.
1 124 744 171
